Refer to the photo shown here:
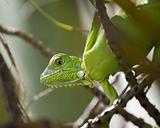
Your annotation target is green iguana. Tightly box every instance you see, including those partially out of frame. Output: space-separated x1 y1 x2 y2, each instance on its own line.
40 12 153 105
40 13 117 105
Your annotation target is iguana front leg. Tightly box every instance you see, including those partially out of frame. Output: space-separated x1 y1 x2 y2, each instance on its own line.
100 79 118 105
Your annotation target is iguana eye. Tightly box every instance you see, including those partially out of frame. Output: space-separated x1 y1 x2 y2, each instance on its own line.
55 58 64 66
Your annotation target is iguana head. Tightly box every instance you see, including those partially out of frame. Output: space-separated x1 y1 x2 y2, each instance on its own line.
40 53 91 88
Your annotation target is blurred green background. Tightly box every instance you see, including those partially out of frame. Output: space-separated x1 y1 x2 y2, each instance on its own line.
0 0 93 123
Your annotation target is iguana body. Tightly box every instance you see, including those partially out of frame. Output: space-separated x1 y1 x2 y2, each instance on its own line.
40 14 119 104
81 14 119 104
40 12 153 104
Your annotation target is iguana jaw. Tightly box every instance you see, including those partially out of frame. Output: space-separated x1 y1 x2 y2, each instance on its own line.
40 69 92 88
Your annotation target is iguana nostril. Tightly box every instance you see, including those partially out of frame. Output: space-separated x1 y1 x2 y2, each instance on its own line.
74 61 81 68
42 69 53 76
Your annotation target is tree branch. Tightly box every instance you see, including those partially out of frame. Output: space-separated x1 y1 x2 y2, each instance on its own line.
83 88 150 128
0 54 30 122
0 121 77 128
0 25 53 58
118 109 149 128
81 77 155 127
75 97 105 127
95 0 160 126
85 87 109 105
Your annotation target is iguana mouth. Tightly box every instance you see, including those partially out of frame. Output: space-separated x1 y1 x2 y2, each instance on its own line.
40 69 92 88
46 79 92 88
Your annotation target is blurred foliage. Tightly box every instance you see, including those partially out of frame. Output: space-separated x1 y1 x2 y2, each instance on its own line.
0 0 92 123
0 87 9 123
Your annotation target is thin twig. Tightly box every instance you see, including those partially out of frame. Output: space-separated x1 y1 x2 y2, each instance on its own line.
75 97 105 127
0 34 16 68
28 0 88 33
0 34 22 82
25 88 54 111
0 121 77 128
0 25 53 58
85 87 110 105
